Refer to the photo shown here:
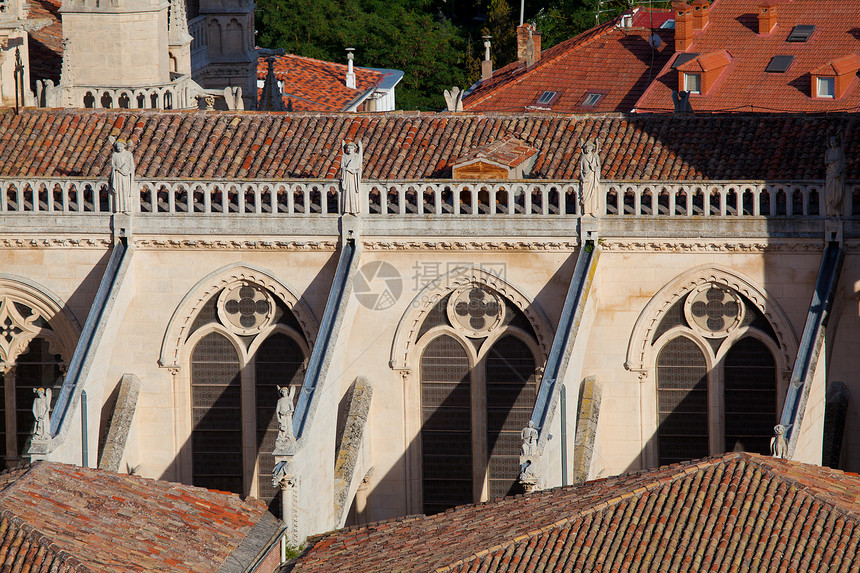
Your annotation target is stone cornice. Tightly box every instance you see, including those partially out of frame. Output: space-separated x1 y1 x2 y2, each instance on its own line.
600 240 823 253
362 240 579 251
133 238 338 250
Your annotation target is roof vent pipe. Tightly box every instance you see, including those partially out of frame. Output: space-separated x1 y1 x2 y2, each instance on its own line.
482 36 493 81
346 48 356 89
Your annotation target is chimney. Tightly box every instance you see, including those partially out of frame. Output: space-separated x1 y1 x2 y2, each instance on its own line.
345 48 356 89
691 0 709 31
482 36 493 81
757 1 778 35
516 23 541 66
672 1 694 51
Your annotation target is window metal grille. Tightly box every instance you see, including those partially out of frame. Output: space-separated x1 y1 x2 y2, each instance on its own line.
191 332 242 495
724 337 776 455
485 336 536 499
421 335 472 515
657 336 708 465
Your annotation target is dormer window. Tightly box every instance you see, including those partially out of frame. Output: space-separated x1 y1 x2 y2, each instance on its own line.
787 25 815 42
684 73 702 94
536 91 558 105
816 77 835 98
579 91 606 108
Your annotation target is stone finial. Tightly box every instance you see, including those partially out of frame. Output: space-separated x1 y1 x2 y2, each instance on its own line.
518 420 541 492
579 138 602 217
274 385 297 454
443 87 464 112
60 38 73 85
109 136 135 214
259 56 286 112
770 424 790 458
825 134 845 217
168 0 191 43
32 387 51 441
340 139 363 215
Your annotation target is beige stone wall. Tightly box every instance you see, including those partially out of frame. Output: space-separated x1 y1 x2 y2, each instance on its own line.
62 6 170 87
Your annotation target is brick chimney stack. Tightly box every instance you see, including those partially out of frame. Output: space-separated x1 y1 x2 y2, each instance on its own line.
516 23 541 66
758 1 778 35
691 0 709 31
673 1 694 51
482 36 493 81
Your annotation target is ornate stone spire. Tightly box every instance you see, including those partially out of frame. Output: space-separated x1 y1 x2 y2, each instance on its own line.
259 57 286 112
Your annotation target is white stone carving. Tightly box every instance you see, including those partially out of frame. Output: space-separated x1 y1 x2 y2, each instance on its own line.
579 139 601 217
216 282 274 335
274 385 296 454
625 265 799 378
518 421 541 492
683 284 744 339
443 87 464 112
825 135 845 217
447 286 503 338
32 387 51 440
390 266 553 370
340 140 363 215
770 424 790 459
109 137 135 214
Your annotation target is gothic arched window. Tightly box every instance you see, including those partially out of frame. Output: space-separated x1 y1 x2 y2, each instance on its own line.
184 281 307 507
416 287 541 514
652 283 780 466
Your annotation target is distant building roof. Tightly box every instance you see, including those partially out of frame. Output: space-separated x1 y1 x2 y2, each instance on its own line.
26 0 63 84
636 0 860 112
256 53 403 112
0 461 283 572
0 109 856 181
463 8 675 113
287 453 860 572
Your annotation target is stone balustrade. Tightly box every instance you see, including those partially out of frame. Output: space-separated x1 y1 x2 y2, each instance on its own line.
0 178 850 218
39 75 201 110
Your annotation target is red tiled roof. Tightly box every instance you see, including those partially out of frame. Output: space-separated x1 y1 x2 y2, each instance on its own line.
256 54 382 112
0 461 280 572
0 109 857 182
636 0 860 112
676 49 731 73
463 10 675 114
451 135 537 168
812 54 860 77
288 453 860 572
27 0 63 84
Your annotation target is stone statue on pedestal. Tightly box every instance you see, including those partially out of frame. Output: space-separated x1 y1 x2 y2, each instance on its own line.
825 135 845 217
32 387 51 440
340 140 363 215
519 420 541 491
109 137 135 214
580 139 602 217
770 424 789 459
275 385 296 453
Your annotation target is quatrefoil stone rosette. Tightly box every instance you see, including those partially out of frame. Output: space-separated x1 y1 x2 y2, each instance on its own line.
217 282 275 335
447 286 504 338
683 283 744 339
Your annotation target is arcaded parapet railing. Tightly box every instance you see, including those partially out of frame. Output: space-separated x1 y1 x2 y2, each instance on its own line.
38 75 201 111
0 178 852 217
605 181 826 217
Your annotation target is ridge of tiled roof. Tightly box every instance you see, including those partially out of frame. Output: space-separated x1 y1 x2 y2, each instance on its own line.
257 53 382 112
290 453 860 572
0 461 275 572
463 11 674 113
0 108 858 182
636 0 860 113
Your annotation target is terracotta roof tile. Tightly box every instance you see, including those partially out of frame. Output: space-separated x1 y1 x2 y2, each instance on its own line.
0 462 277 572
26 0 63 84
636 0 860 112
288 453 860 572
257 54 383 112
1 108 859 182
464 10 674 114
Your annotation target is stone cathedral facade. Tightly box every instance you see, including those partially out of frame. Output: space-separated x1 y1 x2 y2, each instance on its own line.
1 108 857 544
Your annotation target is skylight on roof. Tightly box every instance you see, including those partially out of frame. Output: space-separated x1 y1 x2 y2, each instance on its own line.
787 25 815 42
580 91 606 108
766 55 794 73
660 20 675 29
536 91 557 105
672 53 701 69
